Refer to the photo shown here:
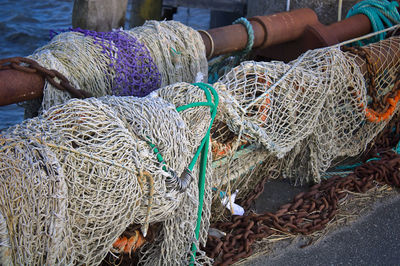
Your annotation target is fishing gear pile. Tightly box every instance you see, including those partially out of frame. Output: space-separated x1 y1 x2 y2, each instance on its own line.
0 15 400 265
211 37 400 187
0 83 214 265
24 20 207 117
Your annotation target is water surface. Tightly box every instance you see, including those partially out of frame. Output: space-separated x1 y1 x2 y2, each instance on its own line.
0 1 209 130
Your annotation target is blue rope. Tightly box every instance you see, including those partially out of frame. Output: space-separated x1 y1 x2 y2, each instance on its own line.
208 17 254 83
232 17 255 56
326 138 400 178
346 0 400 46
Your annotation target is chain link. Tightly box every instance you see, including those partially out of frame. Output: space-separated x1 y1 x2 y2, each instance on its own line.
204 149 400 265
0 57 93 99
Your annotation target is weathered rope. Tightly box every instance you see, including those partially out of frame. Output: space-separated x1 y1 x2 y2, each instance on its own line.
174 83 219 264
346 0 400 45
208 17 255 83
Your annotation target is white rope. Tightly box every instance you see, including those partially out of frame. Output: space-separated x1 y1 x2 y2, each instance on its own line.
338 0 343 21
335 24 400 47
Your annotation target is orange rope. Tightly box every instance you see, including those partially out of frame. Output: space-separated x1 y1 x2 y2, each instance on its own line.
364 80 400 123
112 230 146 256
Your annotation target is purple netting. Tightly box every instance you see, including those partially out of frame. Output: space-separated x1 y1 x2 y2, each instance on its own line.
50 28 161 97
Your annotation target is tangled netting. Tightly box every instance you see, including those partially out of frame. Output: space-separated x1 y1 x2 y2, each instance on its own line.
0 83 214 265
66 28 161 97
25 20 207 117
211 36 400 186
126 20 208 87
2 27 399 265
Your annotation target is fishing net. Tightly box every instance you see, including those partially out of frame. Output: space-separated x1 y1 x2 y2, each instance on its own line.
211 36 400 184
24 20 207 117
127 20 208 87
0 83 213 265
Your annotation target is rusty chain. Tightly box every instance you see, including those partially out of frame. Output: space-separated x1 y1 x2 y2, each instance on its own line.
365 110 400 158
0 57 92 99
239 175 269 210
203 148 400 265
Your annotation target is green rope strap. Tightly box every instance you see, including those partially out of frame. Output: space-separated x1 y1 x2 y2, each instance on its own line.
145 83 218 263
177 83 218 264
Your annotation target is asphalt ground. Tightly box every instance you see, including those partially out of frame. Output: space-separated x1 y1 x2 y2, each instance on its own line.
243 179 400 266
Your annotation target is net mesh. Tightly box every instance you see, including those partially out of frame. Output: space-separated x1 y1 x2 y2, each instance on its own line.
0 83 213 265
211 37 400 185
1 28 399 265
127 20 208 88
24 20 207 117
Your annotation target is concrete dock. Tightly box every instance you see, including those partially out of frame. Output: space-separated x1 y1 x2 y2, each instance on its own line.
243 179 400 265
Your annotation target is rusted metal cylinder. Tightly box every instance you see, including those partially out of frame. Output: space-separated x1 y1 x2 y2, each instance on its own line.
0 69 44 106
327 14 372 43
249 8 318 48
199 19 266 57
201 8 318 57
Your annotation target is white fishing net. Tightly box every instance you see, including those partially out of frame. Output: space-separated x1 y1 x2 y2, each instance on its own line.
0 83 213 265
2 21 399 265
127 20 208 87
24 20 207 117
28 33 112 112
212 37 400 184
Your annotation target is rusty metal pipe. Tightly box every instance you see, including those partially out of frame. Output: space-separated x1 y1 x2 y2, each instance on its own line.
252 13 374 62
249 8 319 48
0 8 394 107
200 8 318 57
0 69 43 106
326 14 372 43
354 37 400 76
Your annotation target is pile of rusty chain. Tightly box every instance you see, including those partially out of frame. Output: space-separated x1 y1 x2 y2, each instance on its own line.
0 57 92 99
239 175 269 210
365 110 400 158
203 149 400 265
342 46 400 114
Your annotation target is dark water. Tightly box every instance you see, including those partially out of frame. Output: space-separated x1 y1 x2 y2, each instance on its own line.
0 0 75 129
0 0 210 130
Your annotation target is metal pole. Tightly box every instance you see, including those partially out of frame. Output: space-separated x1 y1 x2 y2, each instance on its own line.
0 8 393 107
0 70 44 106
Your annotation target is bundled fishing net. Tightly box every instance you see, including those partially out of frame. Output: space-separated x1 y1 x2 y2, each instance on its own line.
0 83 214 265
24 20 207 117
127 20 208 87
212 36 400 184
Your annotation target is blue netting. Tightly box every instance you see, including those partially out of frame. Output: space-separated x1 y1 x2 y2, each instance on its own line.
50 28 161 97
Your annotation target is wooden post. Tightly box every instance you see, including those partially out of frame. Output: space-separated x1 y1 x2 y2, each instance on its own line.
72 0 128 31
130 0 162 27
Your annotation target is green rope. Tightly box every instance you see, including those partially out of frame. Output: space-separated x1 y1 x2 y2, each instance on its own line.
232 17 255 55
145 83 218 263
346 0 400 46
146 138 168 171
176 83 218 264
208 17 254 83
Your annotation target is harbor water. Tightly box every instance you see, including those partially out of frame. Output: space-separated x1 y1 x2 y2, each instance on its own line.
0 0 210 130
